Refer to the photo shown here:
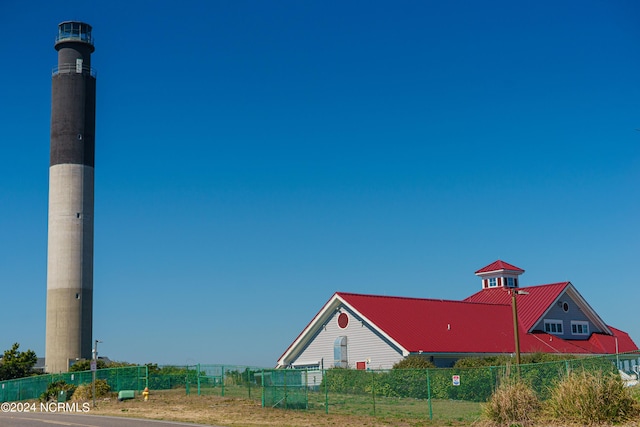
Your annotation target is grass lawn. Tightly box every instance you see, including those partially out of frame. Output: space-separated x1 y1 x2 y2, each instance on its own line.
86 388 482 427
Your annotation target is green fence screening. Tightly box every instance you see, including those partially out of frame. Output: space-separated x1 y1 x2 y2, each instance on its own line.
0 366 148 403
259 369 310 409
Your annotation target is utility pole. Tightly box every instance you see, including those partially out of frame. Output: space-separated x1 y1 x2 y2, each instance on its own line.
510 290 528 366
92 340 102 407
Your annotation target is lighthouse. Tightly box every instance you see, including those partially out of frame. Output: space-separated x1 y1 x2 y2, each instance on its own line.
45 21 96 373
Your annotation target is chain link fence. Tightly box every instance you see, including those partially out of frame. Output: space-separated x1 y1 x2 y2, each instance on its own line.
149 364 262 398
0 366 147 402
260 351 640 420
2 353 638 423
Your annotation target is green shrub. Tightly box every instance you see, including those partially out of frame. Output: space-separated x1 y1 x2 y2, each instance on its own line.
71 379 111 400
453 354 578 402
39 380 76 402
378 369 428 398
454 355 510 368
322 368 371 394
546 370 640 425
482 378 540 426
393 355 435 369
147 365 200 390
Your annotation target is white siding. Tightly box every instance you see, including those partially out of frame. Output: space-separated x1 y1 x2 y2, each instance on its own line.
290 309 404 370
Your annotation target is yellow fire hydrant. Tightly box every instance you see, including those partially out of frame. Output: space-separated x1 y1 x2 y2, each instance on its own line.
142 387 149 401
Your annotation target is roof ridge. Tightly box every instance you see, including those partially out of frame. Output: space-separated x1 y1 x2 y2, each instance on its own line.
337 291 479 305
520 282 570 289
475 260 524 274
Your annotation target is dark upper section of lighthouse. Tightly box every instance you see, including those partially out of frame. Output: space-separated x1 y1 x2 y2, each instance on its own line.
50 21 96 168
53 22 95 77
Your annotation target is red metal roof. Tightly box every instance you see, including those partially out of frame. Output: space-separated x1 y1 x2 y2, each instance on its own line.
338 292 517 353
464 282 569 331
475 260 524 274
588 327 637 353
336 288 637 356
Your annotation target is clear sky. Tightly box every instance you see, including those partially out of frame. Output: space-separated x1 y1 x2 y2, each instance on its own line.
1 1 638 368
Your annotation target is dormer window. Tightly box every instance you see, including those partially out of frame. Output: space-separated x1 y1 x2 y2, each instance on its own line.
506 277 515 288
544 319 563 335
489 278 497 288
571 321 589 336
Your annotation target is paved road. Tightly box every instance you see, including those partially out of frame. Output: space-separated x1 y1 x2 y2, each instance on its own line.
0 411 223 427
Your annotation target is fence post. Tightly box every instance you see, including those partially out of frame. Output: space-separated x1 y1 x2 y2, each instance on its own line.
426 368 433 420
283 369 288 409
221 365 225 397
322 360 328 414
197 364 201 396
261 369 265 408
247 368 251 399
304 369 309 410
186 366 190 396
371 370 376 417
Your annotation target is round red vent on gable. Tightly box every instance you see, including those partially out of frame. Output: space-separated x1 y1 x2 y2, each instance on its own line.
338 312 349 329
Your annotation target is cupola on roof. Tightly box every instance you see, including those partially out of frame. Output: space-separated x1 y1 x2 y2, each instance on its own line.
475 260 524 275
475 260 525 289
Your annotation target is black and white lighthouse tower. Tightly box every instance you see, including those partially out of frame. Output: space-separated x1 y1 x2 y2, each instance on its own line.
45 21 96 373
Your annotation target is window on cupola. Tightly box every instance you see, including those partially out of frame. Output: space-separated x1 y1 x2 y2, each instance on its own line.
506 277 515 287
489 278 497 287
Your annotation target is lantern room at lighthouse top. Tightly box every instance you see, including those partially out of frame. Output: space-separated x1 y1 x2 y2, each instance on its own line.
55 21 94 51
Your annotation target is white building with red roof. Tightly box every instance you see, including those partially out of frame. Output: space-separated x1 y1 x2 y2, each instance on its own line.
276 260 638 370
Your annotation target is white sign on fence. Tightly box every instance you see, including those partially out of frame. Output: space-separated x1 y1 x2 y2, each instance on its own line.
452 375 460 386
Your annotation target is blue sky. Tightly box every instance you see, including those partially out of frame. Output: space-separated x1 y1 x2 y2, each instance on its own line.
1 1 638 367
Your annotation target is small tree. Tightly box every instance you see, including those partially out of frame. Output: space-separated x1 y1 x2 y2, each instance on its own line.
0 343 38 380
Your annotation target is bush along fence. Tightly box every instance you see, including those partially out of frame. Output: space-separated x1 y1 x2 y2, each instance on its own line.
0 366 148 403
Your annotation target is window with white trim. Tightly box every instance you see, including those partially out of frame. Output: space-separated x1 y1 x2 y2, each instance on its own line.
544 319 563 335
571 321 589 336
506 277 515 288
488 278 497 288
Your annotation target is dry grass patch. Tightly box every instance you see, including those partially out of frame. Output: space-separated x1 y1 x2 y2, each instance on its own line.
482 379 540 426
545 370 640 425
85 389 441 427
71 379 111 401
